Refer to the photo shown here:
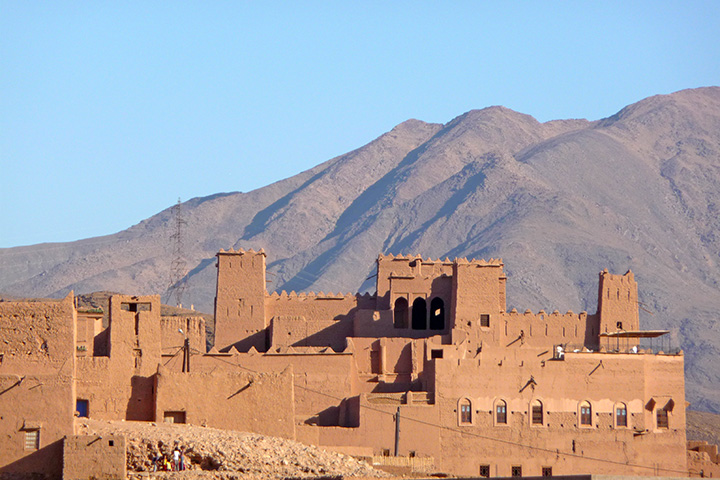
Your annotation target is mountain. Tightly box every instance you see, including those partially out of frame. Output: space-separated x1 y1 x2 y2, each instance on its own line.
2 87 720 412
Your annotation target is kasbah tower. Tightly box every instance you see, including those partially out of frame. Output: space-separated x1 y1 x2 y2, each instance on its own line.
2 246 714 478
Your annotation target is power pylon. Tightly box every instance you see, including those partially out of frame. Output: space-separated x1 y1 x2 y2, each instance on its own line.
166 198 188 307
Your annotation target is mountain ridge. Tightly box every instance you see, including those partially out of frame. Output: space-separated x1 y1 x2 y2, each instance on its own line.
2 86 719 411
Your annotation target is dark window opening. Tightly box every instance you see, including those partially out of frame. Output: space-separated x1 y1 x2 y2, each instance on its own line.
430 297 445 330
411 298 427 330
512 465 522 477
580 403 592 426
382 449 391 457
496 401 507 424
460 400 472 424
616 405 627 427
121 302 151 312
657 408 669 429
479 465 491 478
431 349 443 359
542 467 553 477
109 440 114 447
393 297 409 329
532 402 543 425
480 314 490 327
409 451 416 458
76 399 89 418
616 321 623 330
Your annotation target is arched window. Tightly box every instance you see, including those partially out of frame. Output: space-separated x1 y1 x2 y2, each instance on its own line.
459 398 472 424
393 297 408 329
531 400 543 425
579 401 592 426
430 297 445 330
412 298 427 330
615 403 628 427
496 400 507 424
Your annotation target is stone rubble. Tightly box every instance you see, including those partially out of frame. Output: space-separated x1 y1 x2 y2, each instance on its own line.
77 419 389 480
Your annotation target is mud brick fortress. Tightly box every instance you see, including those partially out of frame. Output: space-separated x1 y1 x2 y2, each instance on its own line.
1 247 716 478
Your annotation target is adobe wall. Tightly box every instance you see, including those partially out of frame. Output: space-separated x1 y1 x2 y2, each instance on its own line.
451 260 507 328
62 435 126 480
297 395 441 459
0 295 76 479
160 315 206 355
432 347 686 476
688 442 720 477
597 270 639 333
75 310 102 357
351 337 426 393
154 364 295 439
214 249 267 352
159 350 358 427
266 292 357 351
75 295 162 422
454 309 599 351
375 255 455 310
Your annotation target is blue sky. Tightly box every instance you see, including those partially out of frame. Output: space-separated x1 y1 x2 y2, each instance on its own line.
1 2 718 248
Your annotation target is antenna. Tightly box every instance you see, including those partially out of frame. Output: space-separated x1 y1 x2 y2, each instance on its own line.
166 198 188 307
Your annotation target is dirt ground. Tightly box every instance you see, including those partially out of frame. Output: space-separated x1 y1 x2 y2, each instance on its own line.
77 419 389 480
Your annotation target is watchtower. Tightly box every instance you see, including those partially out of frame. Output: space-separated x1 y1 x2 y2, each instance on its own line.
597 269 639 333
214 248 268 351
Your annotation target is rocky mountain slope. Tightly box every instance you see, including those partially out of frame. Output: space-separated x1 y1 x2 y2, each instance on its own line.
1 87 719 411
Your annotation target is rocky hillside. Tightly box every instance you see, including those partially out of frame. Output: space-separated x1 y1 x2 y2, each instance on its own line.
1 87 719 412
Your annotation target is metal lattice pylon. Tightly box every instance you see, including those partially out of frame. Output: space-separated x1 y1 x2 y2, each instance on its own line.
166 198 188 307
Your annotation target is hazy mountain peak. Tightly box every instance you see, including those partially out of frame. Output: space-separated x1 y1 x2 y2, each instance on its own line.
2 88 720 412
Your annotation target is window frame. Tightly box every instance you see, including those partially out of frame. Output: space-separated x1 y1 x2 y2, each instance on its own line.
458 398 473 425
615 402 628 428
495 399 508 426
531 400 544 426
24 429 40 450
656 407 669 429
579 401 592 427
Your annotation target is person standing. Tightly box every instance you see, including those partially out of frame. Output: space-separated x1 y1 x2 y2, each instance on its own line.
172 447 180 471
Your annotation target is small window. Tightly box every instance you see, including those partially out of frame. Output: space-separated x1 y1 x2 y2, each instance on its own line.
512 465 522 477
163 411 186 424
657 408 668 429
580 401 592 426
460 399 472 424
431 349 443 359
24 429 39 450
616 321 623 330
496 400 507 424
121 302 151 312
76 399 89 418
109 440 114 447
616 404 627 427
479 465 490 478
480 314 490 327
542 467 553 477
531 401 543 425
382 448 391 457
